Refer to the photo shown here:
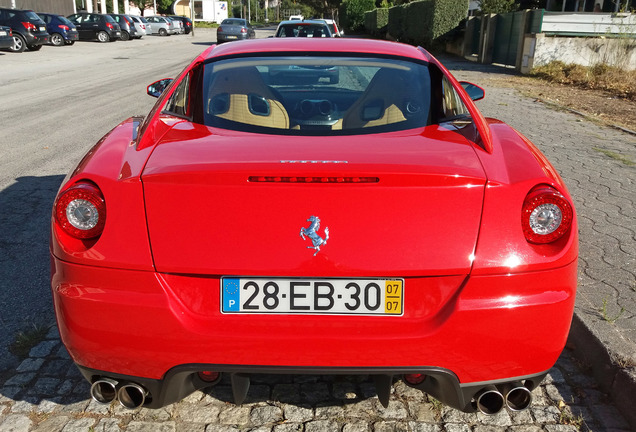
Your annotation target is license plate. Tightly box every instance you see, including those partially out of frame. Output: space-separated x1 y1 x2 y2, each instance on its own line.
227 35 237 39
40 26 45 31
222 278 403 315
0 31 5 36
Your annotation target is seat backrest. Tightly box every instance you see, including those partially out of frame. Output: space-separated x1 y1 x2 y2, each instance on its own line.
342 68 409 129
207 66 289 129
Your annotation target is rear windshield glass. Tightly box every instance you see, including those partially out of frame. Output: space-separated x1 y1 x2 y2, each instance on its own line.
276 24 330 38
199 56 432 136
221 19 245 25
59 16 74 26
25 11 41 21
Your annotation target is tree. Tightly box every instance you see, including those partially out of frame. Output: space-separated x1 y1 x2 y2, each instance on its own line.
340 0 374 31
478 0 518 14
304 0 342 19
129 0 154 15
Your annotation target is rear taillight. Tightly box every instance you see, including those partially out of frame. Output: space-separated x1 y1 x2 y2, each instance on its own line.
106 22 114 29
55 182 106 239
21 21 37 31
241 28 247 33
217 26 223 32
58 25 69 31
521 186 573 244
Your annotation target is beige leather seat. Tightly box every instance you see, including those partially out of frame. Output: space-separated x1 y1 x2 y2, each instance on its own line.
207 66 290 129
342 68 408 129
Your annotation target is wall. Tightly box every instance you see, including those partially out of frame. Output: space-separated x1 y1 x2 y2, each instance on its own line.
521 33 636 72
0 0 75 15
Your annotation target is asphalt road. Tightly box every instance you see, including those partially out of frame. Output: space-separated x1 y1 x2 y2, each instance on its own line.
0 27 272 370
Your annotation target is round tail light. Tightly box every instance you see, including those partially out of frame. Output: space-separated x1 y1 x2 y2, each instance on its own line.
55 182 106 239
521 186 573 244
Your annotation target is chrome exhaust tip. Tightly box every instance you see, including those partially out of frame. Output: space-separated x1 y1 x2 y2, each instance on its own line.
474 387 505 415
90 378 118 404
504 384 532 411
117 383 147 409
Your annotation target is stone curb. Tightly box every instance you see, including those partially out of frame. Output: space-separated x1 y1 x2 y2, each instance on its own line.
568 314 636 430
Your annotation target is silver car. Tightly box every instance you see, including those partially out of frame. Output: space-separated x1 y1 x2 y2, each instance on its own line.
129 15 147 38
145 16 177 36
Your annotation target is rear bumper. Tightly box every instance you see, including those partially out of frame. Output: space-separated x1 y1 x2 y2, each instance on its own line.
77 362 548 412
52 257 576 406
0 36 12 49
24 32 49 46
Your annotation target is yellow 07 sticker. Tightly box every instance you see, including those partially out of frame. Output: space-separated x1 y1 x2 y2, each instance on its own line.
384 280 403 314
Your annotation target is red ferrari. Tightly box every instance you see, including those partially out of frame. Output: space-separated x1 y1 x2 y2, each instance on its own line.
50 38 578 415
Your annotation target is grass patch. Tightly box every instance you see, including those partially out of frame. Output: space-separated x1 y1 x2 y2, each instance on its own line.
530 61 636 101
9 323 50 359
194 21 219 28
600 298 625 324
593 147 635 166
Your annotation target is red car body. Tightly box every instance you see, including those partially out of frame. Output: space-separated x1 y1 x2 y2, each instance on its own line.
51 38 577 414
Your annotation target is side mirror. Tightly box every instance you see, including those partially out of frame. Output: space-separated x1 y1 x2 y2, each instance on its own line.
147 78 173 98
460 81 485 101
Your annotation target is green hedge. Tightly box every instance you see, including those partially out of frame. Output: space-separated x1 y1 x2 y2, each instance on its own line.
364 8 389 35
340 0 376 32
366 0 468 48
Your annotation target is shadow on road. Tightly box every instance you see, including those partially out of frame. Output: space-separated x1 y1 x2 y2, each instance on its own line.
0 175 65 370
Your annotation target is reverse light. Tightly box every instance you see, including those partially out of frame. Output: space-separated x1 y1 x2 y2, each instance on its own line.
521 186 573 244
55 182 106 239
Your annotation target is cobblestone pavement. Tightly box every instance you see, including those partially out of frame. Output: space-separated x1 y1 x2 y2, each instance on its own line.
0 327 632 432
1 52 635 431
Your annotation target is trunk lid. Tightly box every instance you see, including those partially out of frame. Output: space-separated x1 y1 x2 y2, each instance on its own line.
141 123 486 276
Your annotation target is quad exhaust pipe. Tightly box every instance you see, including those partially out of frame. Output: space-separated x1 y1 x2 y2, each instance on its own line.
474 382 533 415
503 383 532 411
90 378 148 409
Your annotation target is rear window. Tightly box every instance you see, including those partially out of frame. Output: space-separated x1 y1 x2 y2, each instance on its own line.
276 24 329 38
24 11 41 21
221 19 245 25
197 56 433 136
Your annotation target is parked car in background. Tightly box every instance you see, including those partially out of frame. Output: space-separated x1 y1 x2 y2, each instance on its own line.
108 14 137 41
128 15 146 38
0 25 13 50
314 18 342 37
38 13 79 46
0 7 49 52
67 12 121 42
274 20 332 38
145 16 177 36
131 15 151 37
166 16 183 34
216 18 255 43
168 15 192 34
